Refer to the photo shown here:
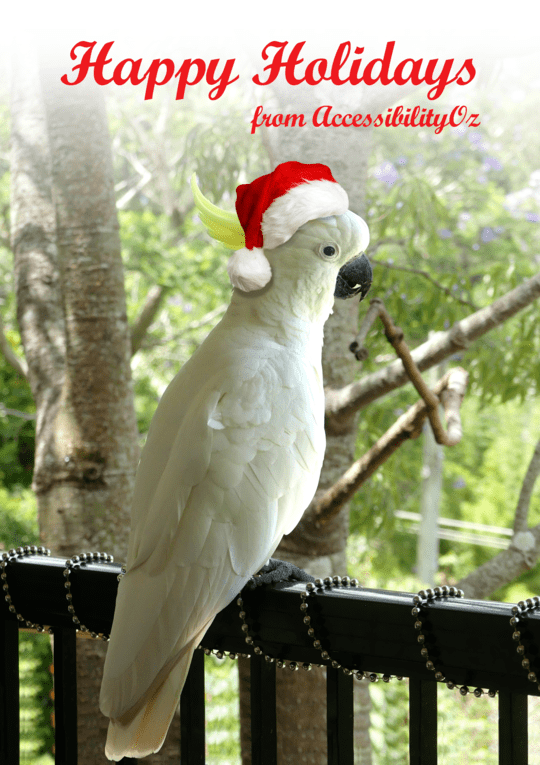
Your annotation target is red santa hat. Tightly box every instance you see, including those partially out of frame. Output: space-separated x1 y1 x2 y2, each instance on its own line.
227 161 349 292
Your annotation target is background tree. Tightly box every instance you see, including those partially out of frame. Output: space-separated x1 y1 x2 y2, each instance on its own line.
10 51 142 762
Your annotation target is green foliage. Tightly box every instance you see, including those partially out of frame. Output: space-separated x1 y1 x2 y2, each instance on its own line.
121 212 232 433
361 86 540 409
19 633 54 764
204 654 240 764
0 485 39 547
0 355 35 490
437 691 498 765
350 79 540 606
350 396 540 595
368 680 409 763
0 488 54 764
372 686 539 765
0 113 34 490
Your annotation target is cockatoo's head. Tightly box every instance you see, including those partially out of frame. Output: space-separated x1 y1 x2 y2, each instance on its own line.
190 162 372 313
279 209 372 300
251 209 370 323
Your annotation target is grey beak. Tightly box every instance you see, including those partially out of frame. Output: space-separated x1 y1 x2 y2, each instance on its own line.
334 253 373 300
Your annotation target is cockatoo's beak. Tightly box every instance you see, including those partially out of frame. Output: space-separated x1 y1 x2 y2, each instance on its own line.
334 253 373 300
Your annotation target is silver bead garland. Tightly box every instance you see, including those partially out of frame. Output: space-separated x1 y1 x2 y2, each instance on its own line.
302 576 401 683
4 546 539 694
412 586 497 698
63 552 114 640
235 595 311 670
202 574 404 682
1 546 53 634
509 595 540 693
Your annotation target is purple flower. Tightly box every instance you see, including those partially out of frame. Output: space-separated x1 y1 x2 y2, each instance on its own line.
374 162 399 187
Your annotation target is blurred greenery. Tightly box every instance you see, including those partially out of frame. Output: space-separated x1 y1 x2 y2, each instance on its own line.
205 654 241 764
0 59 539 764
347 75 540 601
0 487 54 763
19 633 54 765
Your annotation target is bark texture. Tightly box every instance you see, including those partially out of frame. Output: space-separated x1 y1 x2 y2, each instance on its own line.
10 49 65 499
35 67 139 558
10 54 183 763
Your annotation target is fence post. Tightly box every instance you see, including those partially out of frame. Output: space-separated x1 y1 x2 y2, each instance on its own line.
327 666 354 765
409 678 437 764
251 654 277 765
0 620 19 765
180 648 205 764
53 627 78 763
499 691 527 765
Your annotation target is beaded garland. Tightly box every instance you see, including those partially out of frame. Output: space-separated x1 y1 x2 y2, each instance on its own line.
509 595 540 694
412 585 498 698
203 576 403 683
63 552 115 640
1 545 53 634
2 546 540 699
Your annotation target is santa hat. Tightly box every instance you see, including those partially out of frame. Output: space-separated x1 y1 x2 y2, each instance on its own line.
227 161 349 292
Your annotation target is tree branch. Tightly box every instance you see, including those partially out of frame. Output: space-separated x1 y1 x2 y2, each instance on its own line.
116 166 152 210
513 435 540 534
326 270 540 423
0 402 36 420
313 368 467 526
130 284 170 356
348 299 469 446
0 313 28 379
456 434 540 599
456 524 540 600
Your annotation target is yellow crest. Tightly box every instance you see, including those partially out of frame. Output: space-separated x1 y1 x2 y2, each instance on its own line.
190 174 245 251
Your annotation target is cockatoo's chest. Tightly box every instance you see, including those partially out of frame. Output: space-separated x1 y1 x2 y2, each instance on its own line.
204 343 326 553
212 339 324 442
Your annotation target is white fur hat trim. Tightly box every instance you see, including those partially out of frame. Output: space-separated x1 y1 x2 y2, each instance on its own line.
227 247 272 292
262 179 349 250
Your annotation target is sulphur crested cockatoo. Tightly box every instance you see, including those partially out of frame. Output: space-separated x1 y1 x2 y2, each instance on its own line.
99 161 371 759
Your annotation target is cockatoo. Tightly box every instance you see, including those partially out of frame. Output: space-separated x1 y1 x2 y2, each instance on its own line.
99 161 371 759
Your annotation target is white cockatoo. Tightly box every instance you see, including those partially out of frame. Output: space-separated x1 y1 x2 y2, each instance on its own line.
99 161 371 759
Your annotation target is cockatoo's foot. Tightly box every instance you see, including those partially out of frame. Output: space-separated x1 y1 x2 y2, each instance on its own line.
248 558 316 588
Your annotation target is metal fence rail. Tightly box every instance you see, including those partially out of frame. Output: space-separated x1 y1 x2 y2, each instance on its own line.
1 551 539 763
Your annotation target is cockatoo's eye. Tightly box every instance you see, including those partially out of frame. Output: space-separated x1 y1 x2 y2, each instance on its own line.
318 242 340 260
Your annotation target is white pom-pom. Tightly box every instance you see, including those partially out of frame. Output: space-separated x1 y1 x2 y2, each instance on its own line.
226 248 272 292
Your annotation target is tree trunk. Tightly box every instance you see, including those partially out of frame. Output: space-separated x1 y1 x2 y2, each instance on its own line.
11 52 181 763
238 106 374 764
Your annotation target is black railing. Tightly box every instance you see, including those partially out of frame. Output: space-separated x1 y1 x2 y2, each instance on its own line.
1 551 539 763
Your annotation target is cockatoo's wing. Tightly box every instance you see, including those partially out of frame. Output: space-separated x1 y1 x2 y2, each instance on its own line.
99 329 325 760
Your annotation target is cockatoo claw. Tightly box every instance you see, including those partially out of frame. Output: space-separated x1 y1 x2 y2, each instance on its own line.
248 558 316 588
